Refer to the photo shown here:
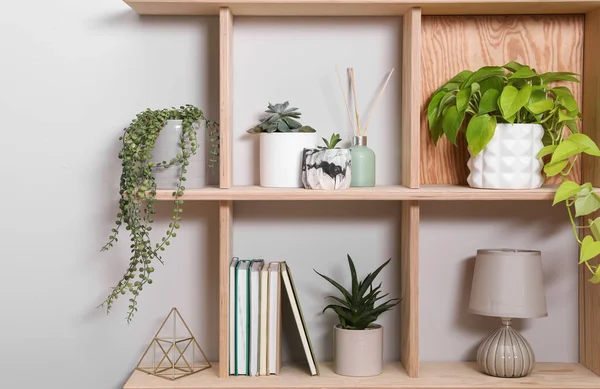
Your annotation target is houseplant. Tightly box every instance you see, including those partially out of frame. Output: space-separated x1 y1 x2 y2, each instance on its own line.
426 62 581 189
100 105 218 322
314 255 400 377
302 133 352 190
247 101 317 188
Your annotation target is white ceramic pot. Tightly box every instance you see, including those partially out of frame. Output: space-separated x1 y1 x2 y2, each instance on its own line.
259 132 317 188
333 324 383 377
467 123 544 189
302 148 352 190
151 120 206 189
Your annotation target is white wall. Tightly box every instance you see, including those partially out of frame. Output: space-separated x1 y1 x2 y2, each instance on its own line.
0 4 580 389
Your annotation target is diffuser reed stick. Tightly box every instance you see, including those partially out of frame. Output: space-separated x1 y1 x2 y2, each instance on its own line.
335 65 356 135
349 68 362 136
363 68 395 135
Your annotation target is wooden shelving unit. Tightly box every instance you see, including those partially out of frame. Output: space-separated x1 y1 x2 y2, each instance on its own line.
121 0 600 388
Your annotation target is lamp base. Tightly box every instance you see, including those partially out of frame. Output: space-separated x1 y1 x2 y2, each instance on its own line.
476 318 535 378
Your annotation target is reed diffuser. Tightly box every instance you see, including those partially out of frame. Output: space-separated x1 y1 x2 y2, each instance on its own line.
336 66 394 187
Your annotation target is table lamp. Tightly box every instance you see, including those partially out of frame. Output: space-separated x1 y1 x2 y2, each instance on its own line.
468 249 547 378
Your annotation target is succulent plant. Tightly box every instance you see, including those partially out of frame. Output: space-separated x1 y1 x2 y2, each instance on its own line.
247 101 316 134
315 255 401 330
319 133 342 149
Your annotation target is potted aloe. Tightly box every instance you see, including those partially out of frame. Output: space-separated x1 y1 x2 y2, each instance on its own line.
302 133 352 190
247 101 317 188
426 62 581 189
314 255 400 377
100 105 218 322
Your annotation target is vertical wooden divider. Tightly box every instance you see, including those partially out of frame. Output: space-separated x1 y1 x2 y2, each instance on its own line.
219 7 234 379
401 7 421 189
581 8 600 376
400 200 419 378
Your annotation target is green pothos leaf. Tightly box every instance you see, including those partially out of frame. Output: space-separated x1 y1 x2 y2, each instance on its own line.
553 181 581 206
590 218 600 241
575 191 600 217
581 235 600 264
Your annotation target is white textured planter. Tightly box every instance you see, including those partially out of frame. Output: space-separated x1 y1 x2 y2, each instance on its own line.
151 120 206 189
302 148 352 190
333 324 383 377
467 123 544 189
259 132 317 188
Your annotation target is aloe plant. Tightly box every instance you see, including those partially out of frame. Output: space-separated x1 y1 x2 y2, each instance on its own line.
314 255 400 330
319 133 342 149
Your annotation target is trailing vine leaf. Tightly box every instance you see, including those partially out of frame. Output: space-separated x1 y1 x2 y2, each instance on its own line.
550 139 581 164
580 236 600 264
574 191 600 217
499 84 532 118
427 90 446 128
466 114 496 156
477 89 500 115
543 160 568 177
553 181 581 205
537 145 557 159
590 217 600 241
503 61 526 72
442 105 464 144
589 268 600 284
568 133 600 156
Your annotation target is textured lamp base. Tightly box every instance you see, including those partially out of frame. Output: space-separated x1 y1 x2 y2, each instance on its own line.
476 318 534 378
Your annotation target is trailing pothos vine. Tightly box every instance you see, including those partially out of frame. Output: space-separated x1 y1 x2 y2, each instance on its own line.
100 105 218 322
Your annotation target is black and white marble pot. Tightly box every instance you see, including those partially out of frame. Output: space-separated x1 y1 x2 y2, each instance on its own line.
302 148 352 190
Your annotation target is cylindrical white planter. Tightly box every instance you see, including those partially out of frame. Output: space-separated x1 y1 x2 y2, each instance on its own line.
333 324 383 377
259 132 317 188
151 119 206 189
467 123 544 189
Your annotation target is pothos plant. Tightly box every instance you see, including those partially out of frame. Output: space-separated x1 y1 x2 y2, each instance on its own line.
100 105 219 322
314 255 400 330
427 62 581 156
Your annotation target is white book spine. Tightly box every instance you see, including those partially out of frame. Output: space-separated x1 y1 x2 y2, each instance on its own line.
268 263 280 375
259 268 269 376
236 262 249 375
249 261 262 376
228 258 238 376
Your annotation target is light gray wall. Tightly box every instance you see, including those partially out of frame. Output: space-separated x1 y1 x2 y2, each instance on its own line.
0 4 579 389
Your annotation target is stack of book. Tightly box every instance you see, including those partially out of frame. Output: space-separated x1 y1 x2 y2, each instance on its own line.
228 258 319 377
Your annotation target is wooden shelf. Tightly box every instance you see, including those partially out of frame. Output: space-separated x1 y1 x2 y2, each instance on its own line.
123 362 600 389
124 0 600 16
152 185 583 201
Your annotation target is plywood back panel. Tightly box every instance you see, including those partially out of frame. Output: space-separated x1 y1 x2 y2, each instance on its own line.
420 15 584 185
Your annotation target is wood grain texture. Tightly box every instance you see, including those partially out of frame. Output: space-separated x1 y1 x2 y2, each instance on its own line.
220 8 233 189
124 0 600 16
581 9 600 376
219 200 233 378
421 15 584 185
152 185 598 201
402 8 421 189
400 201 419 377
123 361 600 388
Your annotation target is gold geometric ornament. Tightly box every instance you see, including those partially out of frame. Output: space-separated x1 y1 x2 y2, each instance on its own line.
135 307 211 380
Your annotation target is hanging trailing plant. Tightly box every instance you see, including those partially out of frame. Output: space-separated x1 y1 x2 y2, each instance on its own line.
100 105 219 322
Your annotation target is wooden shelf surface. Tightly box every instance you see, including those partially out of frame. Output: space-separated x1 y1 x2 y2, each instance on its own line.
152 184 580 201
124 0 600 16
123 362 600 389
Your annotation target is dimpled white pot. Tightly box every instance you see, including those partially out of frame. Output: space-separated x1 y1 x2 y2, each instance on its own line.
467 123 544 189
259 132 317 188
151 120 206 189
333 324 383 377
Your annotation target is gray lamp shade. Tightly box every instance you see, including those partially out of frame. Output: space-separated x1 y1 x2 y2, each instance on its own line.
468 249 548 319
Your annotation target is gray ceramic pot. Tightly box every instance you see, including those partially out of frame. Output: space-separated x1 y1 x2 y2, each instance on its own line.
333 324 383 376
302 148 352 190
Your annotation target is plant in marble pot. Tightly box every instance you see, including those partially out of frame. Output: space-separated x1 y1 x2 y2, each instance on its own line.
314 255 400 377
100 105 219 322
426 62 581 189
247 101 317 188
302 133 352 190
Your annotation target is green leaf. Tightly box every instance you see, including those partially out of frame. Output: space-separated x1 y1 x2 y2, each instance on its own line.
466 114 497 156
589 267 600 284
590 218 600 241
508 66 538 80
456 87 471 113
314 270 352 302
478 89 500 115
580 235 600 264
347 255 358 303
427 90 446 128
325 295 351 308
478 76 504 96
442 106 465 144
543 160 568 177
537 145 557 159
552 87 578 111
503 61 526 72
357 259 392 298
541 72 580 84
462 66 505 88
567 133 600 157
447 70 474 85
565 120 579 134
499 84 532 118
575 192 600 217
323 304 354 324
552 181 581 205
527 99 554 114
550 139 582 163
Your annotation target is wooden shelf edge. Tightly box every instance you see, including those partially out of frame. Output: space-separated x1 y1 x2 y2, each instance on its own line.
152 185 598 201
123 362 600 389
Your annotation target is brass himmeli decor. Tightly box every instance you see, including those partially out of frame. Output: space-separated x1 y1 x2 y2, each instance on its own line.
136 307 211 380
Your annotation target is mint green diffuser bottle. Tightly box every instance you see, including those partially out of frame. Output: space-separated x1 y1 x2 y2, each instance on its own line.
350 136 375 187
